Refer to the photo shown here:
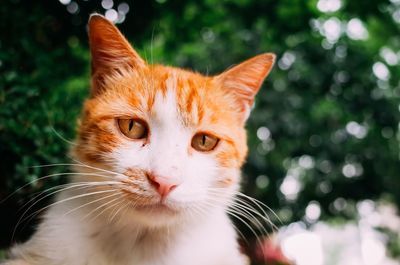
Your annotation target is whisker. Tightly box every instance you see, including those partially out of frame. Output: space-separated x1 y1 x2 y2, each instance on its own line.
70 158 122 176
115 200 133 226
204 197 270 237
17 182 97 215
224 208 264 251
109 200 128 224
49 126 77 146
229 202 270 235
2 172 117 205
36 188 120 216
191 203 248 245
84 195 123 222
17 181 120 216
237 192 282 226
63 192 121 217
202 193 273 258
31 162 122 178
232 198 278 231
206 188 280 230
13 188 120 240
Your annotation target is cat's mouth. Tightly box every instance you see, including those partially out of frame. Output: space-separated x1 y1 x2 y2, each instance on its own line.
134 202 178 214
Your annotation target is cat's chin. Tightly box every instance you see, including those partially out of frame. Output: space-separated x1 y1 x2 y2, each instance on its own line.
121 201 188 227
134 202 178 214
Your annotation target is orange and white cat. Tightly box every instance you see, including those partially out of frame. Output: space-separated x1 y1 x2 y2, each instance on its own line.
3 15 275 265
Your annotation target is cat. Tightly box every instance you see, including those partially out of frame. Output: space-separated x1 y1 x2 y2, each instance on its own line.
2 14 275 265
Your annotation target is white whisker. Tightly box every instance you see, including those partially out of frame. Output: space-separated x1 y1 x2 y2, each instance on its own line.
84 195 123 222
63 192 121 217
13 188 120 240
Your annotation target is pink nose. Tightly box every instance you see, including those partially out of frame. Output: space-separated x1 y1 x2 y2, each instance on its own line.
147 174 179 198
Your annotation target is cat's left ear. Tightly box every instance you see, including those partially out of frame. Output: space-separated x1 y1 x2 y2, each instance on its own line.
88 14 146 95
214 53 275 121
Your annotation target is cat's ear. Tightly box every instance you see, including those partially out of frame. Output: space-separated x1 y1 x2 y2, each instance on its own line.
88 14 146 95
215 53 275 121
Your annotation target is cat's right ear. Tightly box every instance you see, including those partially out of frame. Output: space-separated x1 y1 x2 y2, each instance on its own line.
214 53 275 122
88 14 146 95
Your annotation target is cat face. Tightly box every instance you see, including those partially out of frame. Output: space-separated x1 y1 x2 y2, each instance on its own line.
72 15 274 227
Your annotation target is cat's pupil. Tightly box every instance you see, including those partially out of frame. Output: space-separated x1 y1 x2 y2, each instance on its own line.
128 120 134 131
202 135 206 145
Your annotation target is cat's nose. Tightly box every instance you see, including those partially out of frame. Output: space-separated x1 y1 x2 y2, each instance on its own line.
147 173 179 199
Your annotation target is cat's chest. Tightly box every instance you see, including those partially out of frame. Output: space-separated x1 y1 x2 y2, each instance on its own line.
91 228 203 265
87 213 237 265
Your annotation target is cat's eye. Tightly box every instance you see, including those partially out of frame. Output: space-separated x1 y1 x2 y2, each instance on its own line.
117 118 148 140
191 133 219 152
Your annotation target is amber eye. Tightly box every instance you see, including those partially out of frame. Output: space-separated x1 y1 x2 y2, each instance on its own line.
191 133 219 152
117 119 148 139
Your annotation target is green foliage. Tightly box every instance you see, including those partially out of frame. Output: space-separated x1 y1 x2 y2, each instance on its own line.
0 0 399 259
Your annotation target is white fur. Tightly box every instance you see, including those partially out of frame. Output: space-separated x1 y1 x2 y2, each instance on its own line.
114 75 219 209
3 73 247 265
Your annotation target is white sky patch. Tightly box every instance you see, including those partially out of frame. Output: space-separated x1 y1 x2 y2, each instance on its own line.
392 9 400 23
346 121 367 139
299 155 315 169
278 219 400 265
105 9 118 22
118 2 130 15
357 200 375 217
380 47 399 66
373 62 390 81
317 0 342 13
342 163 363 178
306 201 321 222
346 18 369 40
323 17 342 43
66 1 79 14
280 175 301 201
362 238 386 265
101 0 113 9
256 175 269 189
281 230 324 265
59 0 71 5
278 51 296 70
256 126 271 141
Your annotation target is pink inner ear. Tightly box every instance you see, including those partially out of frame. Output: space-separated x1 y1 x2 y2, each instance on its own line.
215 53 275 117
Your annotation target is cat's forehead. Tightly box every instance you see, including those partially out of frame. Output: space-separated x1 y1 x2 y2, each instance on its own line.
150 73 182 126
89 65 238 133
135 66 234 128
154 69 206 127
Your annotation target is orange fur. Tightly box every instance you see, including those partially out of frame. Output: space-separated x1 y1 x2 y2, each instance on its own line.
74 15 275 186
4 15 276 265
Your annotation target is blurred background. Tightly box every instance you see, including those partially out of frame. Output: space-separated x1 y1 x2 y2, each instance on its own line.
1 0 400 264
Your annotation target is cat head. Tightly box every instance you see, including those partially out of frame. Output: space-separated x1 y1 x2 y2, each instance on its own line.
72 14 275 227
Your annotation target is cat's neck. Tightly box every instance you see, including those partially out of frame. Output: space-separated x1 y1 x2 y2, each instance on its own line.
69 196 229 263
